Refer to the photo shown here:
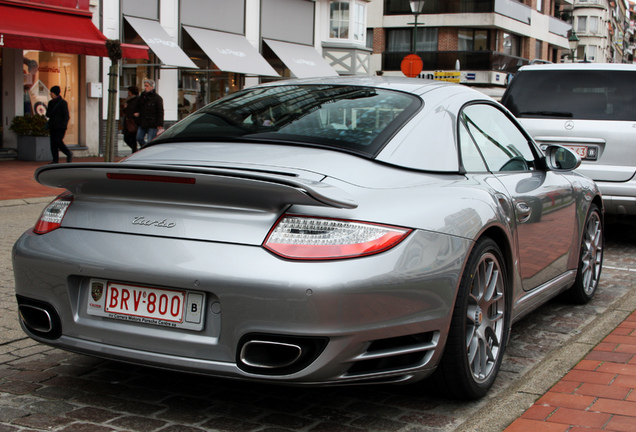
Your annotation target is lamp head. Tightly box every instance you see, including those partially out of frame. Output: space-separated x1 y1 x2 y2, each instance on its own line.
409 0 426 14
568 31 580 53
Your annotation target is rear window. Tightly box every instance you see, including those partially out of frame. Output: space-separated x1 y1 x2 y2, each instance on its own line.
502 69 636 121
152 85 421 157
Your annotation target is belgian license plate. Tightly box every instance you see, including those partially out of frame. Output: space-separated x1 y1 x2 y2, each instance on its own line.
565 145 587 159
86 279 205 331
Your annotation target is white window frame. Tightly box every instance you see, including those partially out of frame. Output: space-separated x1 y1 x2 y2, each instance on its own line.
353 2 366 42
588 16 599 34
577 16 587 33
328 0 367 45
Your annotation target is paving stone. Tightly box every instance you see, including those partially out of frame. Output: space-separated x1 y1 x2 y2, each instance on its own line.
0 407 29 423
107 415 167 432
200 416 261 432
12 412 74 429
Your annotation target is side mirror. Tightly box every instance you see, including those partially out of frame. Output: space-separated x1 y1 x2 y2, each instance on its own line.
543 145 581 171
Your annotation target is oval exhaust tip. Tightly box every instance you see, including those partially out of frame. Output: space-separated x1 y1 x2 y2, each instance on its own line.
240 340 303 369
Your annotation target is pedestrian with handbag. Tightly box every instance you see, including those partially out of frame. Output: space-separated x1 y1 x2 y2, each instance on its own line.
46 85 72 164
134 79 164 148
122 86 139 152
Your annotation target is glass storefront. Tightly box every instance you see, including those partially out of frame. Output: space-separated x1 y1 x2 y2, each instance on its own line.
179 68 241 120
23 50 79 145
179 32 242 121
121 18 159 132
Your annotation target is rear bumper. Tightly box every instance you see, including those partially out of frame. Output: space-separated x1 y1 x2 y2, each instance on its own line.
13 227 467 385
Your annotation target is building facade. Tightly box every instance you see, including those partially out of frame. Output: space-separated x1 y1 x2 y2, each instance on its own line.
542 0 635 64
367 0 574 86
0 0 139 158
2 0 372 158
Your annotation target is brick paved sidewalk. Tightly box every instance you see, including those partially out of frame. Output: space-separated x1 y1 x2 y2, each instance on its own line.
504 310 636 432
0 157 123 201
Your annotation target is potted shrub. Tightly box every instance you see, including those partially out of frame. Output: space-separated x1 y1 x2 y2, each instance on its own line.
9 115 51 161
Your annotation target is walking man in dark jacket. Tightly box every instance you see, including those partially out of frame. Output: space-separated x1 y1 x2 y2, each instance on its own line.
46 85 72 163
134 79 164 148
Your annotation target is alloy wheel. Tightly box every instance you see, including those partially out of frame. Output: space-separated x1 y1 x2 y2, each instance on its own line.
466 252 505 383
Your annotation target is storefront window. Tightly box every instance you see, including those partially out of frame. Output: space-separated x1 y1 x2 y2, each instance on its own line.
120 19 160 126
180 38 242 121
178 70 240 120
23 50 79 145
121 19 158 85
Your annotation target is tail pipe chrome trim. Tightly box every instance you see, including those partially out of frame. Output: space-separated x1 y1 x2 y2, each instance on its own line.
237 334 328 376
19 304 53 333
240 340 303 369
16 295 62 339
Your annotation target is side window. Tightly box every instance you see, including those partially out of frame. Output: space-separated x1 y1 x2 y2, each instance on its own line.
462 104 535 172
459 121 488 172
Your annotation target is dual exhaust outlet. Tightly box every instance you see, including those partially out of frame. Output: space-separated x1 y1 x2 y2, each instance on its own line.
16 295 326 376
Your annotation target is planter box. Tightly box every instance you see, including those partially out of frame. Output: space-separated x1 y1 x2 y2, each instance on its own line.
17 136 51 161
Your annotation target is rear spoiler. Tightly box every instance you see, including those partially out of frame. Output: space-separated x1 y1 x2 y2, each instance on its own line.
35 163 358 211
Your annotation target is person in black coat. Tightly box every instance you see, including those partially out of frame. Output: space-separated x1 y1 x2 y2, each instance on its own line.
122 85 140 152
46 85 72 163
134 79 164 148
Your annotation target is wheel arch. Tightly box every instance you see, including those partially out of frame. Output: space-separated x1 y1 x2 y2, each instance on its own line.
477 225 514 291
592 195 604 219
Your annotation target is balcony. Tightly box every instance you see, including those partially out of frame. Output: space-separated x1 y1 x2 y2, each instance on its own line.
382 51 529 73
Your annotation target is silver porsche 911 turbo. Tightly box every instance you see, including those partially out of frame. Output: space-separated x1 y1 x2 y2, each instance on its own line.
13 77 604 400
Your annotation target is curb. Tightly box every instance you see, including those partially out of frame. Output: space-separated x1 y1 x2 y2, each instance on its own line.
0 197 57 207
457 283 636 432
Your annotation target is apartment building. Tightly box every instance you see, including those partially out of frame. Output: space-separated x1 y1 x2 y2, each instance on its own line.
367 0 573 86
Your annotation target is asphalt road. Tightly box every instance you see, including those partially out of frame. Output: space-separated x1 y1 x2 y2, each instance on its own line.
1 198 635 432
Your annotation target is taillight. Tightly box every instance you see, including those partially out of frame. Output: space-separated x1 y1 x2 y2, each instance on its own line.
264 215 412 260
33 194 73 235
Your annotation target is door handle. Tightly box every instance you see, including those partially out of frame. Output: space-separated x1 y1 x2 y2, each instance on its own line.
515 202 532 223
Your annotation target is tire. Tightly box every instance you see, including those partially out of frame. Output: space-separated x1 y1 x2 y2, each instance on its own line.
563 204 603 304
431 237 510 400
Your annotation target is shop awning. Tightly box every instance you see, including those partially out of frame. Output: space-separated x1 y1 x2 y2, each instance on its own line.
263 39 339 78
183 26 279 77
0 1 148 59
125 16 197 69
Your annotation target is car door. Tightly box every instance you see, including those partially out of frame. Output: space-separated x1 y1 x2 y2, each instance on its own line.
459 103 577 291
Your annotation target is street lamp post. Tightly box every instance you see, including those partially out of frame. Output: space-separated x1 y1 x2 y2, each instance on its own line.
401 1 426 78
568 31 580 63
409 0 426 55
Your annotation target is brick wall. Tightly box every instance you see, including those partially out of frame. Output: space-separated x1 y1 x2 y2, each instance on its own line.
438 28 458 51
372 28 385 54
523 38 532 60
